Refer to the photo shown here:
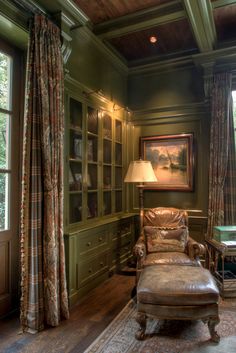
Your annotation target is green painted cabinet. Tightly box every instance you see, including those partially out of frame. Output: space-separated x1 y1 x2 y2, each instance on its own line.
65 91 126 226
64 215 135 306
64 84 134 306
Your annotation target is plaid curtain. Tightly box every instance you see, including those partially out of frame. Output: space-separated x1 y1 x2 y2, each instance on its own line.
224 95 236 225
207 72 235 238
20 14 69 333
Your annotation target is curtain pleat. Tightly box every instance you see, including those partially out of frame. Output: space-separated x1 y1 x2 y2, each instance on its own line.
207 72 235 238
224 95 236 225
20 14 69 333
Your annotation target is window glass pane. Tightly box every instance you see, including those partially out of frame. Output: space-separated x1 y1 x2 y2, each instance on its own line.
0 113 10 169
0 173 9 230
233 91 236 146
0 52 11 110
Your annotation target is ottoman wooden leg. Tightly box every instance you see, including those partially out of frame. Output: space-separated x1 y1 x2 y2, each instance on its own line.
135 312 146 340
208 316 220 343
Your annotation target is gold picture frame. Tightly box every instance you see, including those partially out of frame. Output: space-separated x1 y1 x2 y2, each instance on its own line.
140 133 194 191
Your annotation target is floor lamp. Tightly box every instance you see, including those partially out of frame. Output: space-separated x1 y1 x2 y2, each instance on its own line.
124 159 157 232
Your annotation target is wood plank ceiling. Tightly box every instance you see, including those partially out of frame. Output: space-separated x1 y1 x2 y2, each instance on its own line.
73 0 236 66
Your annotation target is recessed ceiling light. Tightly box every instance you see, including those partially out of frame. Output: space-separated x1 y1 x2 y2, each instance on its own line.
150 36 157 44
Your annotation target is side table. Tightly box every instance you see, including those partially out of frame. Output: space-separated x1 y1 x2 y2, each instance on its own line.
205 238 236 298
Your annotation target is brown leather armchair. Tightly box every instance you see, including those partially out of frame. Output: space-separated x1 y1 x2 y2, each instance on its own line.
133 208 220 343
134 207 205 281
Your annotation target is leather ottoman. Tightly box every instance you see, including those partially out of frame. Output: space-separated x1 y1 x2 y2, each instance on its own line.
136 265 220 342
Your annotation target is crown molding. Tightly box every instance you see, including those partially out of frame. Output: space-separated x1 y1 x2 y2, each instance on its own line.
0 0 29 31
129 55 194 76
193 45 236 66
130 101 208 123
129 43 236 76
56 0 89 26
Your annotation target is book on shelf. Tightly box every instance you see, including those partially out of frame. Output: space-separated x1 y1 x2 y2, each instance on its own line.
73 137 82 159
88 139 94 161
221 240 236 248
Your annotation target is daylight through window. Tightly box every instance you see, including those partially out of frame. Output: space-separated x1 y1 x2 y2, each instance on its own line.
0 51 11 230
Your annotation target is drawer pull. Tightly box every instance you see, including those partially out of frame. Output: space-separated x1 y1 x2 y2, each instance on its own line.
98 237 103 242
87 242 92 247
100 262 104 266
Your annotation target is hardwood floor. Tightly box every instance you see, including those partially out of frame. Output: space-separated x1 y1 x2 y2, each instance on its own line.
0 274 135 353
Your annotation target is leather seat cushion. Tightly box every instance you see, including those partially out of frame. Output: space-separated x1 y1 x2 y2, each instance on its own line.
143 252 200 267
137 265 219 306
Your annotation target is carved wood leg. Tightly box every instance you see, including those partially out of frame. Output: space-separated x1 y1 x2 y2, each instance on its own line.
135 312 146 340
208 316 220 343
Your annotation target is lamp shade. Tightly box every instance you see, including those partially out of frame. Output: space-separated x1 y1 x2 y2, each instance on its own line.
124 160 157 183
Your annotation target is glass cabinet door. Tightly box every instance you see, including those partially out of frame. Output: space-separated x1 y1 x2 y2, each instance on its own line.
102 113 112 216
69 98 83 223
87 106 98 219
115 119 123 213
67 95 125 226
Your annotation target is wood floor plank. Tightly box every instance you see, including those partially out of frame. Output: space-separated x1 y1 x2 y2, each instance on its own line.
0 274 135 353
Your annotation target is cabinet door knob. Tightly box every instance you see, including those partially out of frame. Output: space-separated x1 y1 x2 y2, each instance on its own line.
88 268 92 273
87 242 92 246
98 237 103 242
100 262 104 266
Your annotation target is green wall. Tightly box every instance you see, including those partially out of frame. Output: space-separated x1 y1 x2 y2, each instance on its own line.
128 66 204 110
67 28 127 107
127 66 210 217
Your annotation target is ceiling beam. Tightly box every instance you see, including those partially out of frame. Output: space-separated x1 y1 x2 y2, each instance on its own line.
212 0 236 8
183 0 216 52
94 0 185 39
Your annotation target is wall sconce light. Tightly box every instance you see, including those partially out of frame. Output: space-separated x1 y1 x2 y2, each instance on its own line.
82 88 104 98
113 103 131 114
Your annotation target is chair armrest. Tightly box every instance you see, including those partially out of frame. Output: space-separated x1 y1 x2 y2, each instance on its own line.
133 236 146 259
187 237 205 260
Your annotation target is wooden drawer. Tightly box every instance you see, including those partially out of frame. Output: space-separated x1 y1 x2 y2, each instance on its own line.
77 229 109 258
111 244 131 262
112 220 131 238
77 251 109 288
111 244 132 272
111 232 132 249
120 220 131 235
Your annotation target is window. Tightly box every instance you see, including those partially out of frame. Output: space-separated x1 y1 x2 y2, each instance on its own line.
232 91 236 147
0 39 21 316
0 51 11 230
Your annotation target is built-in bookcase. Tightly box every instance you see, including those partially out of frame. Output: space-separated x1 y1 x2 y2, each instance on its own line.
66 94 124 227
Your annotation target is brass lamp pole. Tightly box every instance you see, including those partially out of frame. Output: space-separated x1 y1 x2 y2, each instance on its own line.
124 159 157 231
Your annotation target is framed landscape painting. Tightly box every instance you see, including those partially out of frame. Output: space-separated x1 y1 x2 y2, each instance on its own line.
140 133 194 191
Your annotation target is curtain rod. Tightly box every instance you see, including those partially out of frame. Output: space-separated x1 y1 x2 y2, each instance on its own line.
11 0 61 28
12 0 49 17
